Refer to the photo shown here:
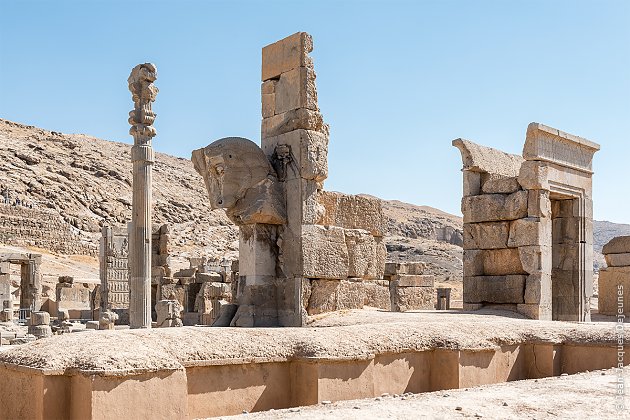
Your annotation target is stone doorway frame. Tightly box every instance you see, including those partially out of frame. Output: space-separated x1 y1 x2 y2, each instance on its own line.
0 252 43 312
519 123 599 322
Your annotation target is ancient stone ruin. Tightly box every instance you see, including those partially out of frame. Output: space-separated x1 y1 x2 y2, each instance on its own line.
0 252 42 314
454 123 599 321
99 225 130 323
128 63 159 329
193 32 387 327
54 276 93 320
598 236 630 316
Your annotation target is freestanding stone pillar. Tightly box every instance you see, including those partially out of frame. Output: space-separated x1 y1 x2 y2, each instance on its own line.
128 63 158 328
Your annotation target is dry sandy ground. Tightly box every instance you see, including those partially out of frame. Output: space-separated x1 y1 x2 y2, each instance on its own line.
221 367 629 419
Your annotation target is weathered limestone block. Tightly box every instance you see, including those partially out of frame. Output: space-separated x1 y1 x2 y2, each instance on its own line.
363 280 391 310
602 236 630 255
192 137 287 226
200 299 230 325
57 308 69 322
86 321 99 330
527 190 551 218
461 191 528 223
29 311 50 326
262 32 313 81
316 191 384 237
155 299 183 328
452 139 524 177
262 108 328 139
195 282 232 314
99 310 119 330
238 223 278 283
605 253 630 267
388 274 434 287
507 217 551 248
262 129 329 182
517 303 552 320
274 66 318 114
262 92 275 118
56 282 91 311
551 216 580 244
598 267 630 315
463 221 509 250
463 275 526 304
518 160 550 190
465 248 526 276
482 176 521 194
518 245 552 275
524 273 552 305
552 244 579 272
384 262 426 277
390 284 435 312
199 282 231 299
307 279 365 315
28 324 52 338
301 225 349 279
523 122 600 173
344 229 385 280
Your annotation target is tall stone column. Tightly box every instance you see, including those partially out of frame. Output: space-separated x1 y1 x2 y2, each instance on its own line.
128 63 158 329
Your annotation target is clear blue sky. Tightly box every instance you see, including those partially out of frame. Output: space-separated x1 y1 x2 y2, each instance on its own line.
1 0 628 223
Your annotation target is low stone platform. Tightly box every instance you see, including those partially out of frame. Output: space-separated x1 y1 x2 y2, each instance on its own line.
0 310 627 419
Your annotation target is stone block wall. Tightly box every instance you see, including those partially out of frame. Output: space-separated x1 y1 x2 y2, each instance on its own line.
260 33 386 322
454 123 599 321
0 203 96 255
384 262 435 311
598 236 630 316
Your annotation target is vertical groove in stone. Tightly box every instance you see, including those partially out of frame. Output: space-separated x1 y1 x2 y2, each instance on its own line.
127 63 158 329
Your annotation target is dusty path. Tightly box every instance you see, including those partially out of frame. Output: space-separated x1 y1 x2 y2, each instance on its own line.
222 367 628 419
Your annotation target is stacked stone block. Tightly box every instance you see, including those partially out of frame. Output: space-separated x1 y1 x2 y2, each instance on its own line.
454 123 599 321
193 32 387 326
55 276 92 320
598 236 630 316
28 311 52 339
0 203 96 256
260 33 387 322
384 262 435 311
164 258 236 326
